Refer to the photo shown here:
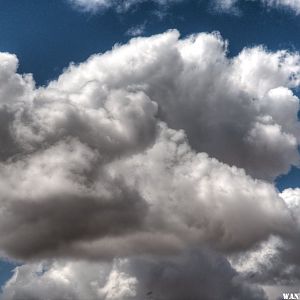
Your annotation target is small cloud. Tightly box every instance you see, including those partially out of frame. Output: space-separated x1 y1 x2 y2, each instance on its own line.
67 0 112 12
209 0 241 15
126 23 146 36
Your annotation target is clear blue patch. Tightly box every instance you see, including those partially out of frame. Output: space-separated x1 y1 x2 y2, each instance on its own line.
276 166 300 191
0 260 17 290
0 0 300 85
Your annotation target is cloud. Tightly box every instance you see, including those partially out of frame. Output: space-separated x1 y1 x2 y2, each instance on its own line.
0 249 267 300
67 0 300 15
0 123 292 260
210 0 240 14
46 30 300 180
260 0 300 14
228 189 300 298
67 0 113 12
126 23 146 37
0 31 298 262
67 0 181 13
214 0 300 14
216 0 300 14
1 259 138 300
0 30 300 299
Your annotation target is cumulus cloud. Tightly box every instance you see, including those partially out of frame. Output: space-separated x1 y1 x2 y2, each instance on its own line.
1 249 267 300
46 30 300 180
0 30 299 299
0 30 298 260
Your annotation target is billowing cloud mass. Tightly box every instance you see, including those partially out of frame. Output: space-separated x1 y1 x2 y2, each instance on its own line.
43 30 300 180
68 0 300 14
0 30 299 299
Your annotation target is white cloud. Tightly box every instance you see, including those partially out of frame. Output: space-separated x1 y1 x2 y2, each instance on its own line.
126 23 146 37
1 259 137 300
46 30 300 180
0 250 267 300
213 0 300 14
68 0 113 12
67 0 300 14
67 0 181 12
281 188 300 210
262 0 300 14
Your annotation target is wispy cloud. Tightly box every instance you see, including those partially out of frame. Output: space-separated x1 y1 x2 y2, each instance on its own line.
67 0 300 15
126 23 146 36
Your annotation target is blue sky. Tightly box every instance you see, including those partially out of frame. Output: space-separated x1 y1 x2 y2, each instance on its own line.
0 1 299 299
0 1 298 187
1 0 300 85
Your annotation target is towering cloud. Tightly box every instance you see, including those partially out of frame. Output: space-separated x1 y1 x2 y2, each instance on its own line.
0 30 299 299
44 30 300 179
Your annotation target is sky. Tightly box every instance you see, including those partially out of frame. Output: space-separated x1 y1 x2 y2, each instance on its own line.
0 0 299 299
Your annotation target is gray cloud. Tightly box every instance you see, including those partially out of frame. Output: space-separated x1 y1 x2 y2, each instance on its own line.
0 122 292 260
228 189 300 299
1 249 267 300
0 138 149 259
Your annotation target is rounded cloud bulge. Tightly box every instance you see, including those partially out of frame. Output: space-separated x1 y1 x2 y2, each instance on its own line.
47 29 300 180
0 30 298 261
